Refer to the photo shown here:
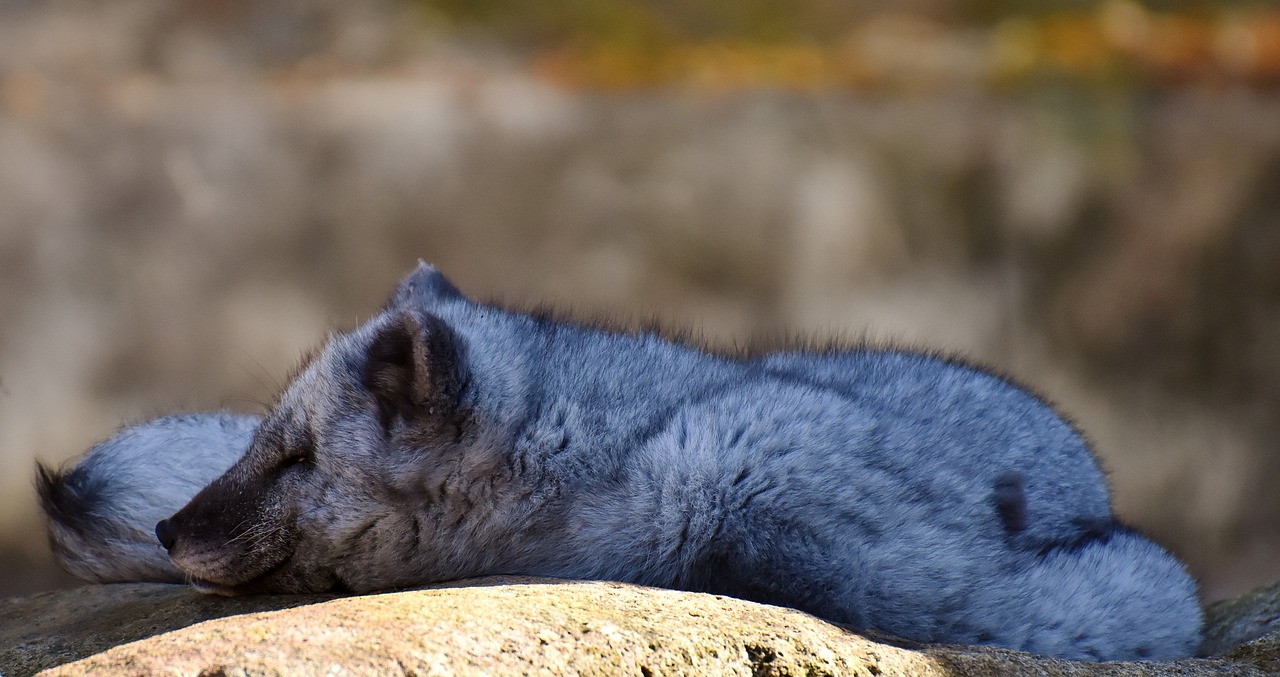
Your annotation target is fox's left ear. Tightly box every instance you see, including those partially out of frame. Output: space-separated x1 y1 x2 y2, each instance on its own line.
361 309 468 431
384 261 464 311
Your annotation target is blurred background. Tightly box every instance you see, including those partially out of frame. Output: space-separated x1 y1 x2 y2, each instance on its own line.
2 0 1279 602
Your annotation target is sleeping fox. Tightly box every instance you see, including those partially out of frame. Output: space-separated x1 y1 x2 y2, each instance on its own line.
38 263 1203 661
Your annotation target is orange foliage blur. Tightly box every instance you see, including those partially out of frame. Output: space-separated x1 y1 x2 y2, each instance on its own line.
522 3 1280 91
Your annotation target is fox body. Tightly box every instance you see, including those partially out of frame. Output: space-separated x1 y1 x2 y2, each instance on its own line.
37 412 257 583
43 265 1202 660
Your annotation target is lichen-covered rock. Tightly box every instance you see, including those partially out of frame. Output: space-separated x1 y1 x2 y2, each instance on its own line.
1201 580 1280 656
3 577 1278 677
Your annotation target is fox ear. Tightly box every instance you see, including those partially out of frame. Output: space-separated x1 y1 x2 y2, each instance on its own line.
362 310 466 430
384 261 464 311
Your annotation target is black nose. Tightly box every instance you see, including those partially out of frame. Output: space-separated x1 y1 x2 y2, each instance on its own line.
155 519 176 550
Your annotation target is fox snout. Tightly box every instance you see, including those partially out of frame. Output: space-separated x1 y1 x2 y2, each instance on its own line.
155 518 176 551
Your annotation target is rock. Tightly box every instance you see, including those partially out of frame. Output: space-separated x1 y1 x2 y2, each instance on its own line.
0 583 337 676
2 577 1278 677
1201 581 1280 656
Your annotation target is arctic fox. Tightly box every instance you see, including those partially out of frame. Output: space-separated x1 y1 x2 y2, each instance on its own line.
37 412 257 583
43 264 1202 661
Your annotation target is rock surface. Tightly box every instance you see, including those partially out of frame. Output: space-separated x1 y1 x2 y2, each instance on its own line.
3 577 1278 677
1202 580 1280 656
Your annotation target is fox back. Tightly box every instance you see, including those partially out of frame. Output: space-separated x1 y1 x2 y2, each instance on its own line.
143 264 1201 660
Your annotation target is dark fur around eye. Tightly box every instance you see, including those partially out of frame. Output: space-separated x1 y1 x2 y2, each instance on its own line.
283 450 312 468
280 428 316 470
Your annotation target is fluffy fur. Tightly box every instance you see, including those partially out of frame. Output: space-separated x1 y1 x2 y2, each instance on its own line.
37 412 257 583
52 264 1203 661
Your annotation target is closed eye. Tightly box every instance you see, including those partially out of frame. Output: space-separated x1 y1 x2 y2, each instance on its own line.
283 451 312 468
281 427 317 470
280 440 315 471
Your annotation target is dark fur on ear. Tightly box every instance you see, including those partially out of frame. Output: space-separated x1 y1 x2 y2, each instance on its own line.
383 261 464 311
362 310 468 432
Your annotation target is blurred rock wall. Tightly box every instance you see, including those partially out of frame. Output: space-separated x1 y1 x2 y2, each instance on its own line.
2 0 1279 600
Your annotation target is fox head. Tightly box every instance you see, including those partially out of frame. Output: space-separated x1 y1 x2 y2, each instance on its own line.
156 263 501 594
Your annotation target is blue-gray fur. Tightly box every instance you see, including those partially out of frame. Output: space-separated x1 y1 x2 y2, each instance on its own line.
157 263 1202 661
36 412 258 583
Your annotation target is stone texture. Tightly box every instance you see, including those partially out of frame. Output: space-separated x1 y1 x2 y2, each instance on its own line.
0 583 337 676
1202 581 1280 656
2 577 1278 677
